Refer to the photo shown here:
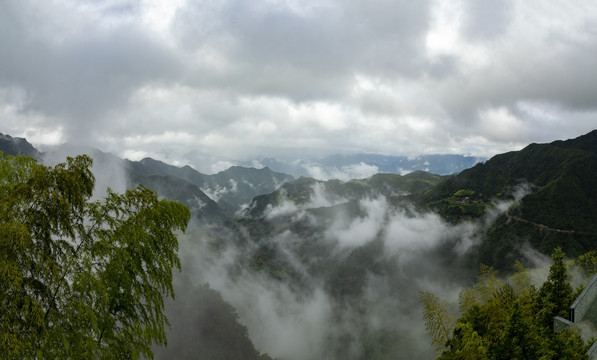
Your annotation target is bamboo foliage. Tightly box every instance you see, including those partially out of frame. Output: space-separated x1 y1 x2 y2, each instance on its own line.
419 291 456 355
420 253 591 360
0 152 190 359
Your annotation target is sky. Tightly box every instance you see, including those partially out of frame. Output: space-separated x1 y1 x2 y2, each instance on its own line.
1 0 596 172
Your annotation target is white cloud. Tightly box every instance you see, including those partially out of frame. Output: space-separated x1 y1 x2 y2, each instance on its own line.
303 162 380 181
210 161 237 174
477 106 527 142
121 149 149 161
326 197 388 247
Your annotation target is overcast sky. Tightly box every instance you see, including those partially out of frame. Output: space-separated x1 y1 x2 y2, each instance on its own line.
1 0 596 172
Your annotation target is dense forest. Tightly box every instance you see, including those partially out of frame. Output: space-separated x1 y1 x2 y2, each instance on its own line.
421 248 596 359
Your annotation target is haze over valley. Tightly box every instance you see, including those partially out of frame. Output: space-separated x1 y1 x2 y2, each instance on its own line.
3 129 597 359
2 1 597 358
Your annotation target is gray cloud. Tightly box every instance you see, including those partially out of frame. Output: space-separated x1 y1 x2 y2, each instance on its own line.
0 1 180 142
1 0 596 169
461 0 513 41
173 0 432 101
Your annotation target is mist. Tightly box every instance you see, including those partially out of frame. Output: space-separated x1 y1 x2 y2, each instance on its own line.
156 180 536 359
4 0 597 357
32 149 549 359
40 145 128 198
30 148 587 359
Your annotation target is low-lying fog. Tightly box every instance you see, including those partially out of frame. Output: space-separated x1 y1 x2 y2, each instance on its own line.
43 148 553 360
162 181 536 359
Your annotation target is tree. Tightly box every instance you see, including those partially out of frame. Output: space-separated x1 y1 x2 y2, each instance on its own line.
537 247 573 330
497 300 537 360
0 152 190 359
575 250 597 276
422 252 588 360
452 322 487 360
419 291 456 355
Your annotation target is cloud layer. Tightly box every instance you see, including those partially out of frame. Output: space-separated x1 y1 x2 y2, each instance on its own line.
1 0 596 170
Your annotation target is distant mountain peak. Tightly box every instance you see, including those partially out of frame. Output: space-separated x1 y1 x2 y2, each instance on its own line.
0 133 42 158
243 153 484 179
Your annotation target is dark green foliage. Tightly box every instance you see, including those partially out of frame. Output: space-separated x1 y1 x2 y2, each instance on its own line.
422 249 590 360
479 215 595 271
537 248 574 329
416 130 597 268
427 188 489 223
0 153 190 359
551 129 597 155
576 251 597 276
540 329 591 360
368 171 448 196
497 300 537 360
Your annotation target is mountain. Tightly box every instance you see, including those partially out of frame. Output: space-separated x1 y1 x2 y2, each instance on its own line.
5 130 596 271
4 130 597 359
126 157 208 185
0 134 293 221
203 166 294 213
316 153 483 175
213 130 597 359
243 170 447 219
127 173 230 223
0 136 300 228
0 133 42 158
233 129 597 312
245 153 483 178
419 130 597 269
126 158 294 213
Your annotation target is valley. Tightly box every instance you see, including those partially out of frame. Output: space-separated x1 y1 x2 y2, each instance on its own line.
2 130 597 359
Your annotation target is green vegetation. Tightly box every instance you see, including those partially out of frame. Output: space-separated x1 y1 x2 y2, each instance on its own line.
453 189 476 197
246 171 446 219
420 291 456 354
426 188 489 223
420 249 591 359
415 130 597 268
0 152 190 359
576 251 597 276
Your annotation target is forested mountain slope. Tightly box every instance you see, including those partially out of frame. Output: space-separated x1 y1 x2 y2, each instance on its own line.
4 130 597 359
420 130 597 269
244 170 447 218
126 158 293 213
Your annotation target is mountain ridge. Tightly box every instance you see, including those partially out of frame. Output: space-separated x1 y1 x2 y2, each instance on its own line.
3 129 597 359
0 132 42 158
415 130 597 269
244 153 484 178
0 135 294 217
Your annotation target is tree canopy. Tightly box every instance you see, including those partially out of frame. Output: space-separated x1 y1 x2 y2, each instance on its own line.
421 249 591 360
0 152 190 359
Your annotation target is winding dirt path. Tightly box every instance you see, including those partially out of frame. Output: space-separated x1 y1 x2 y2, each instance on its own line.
505 212 593 235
